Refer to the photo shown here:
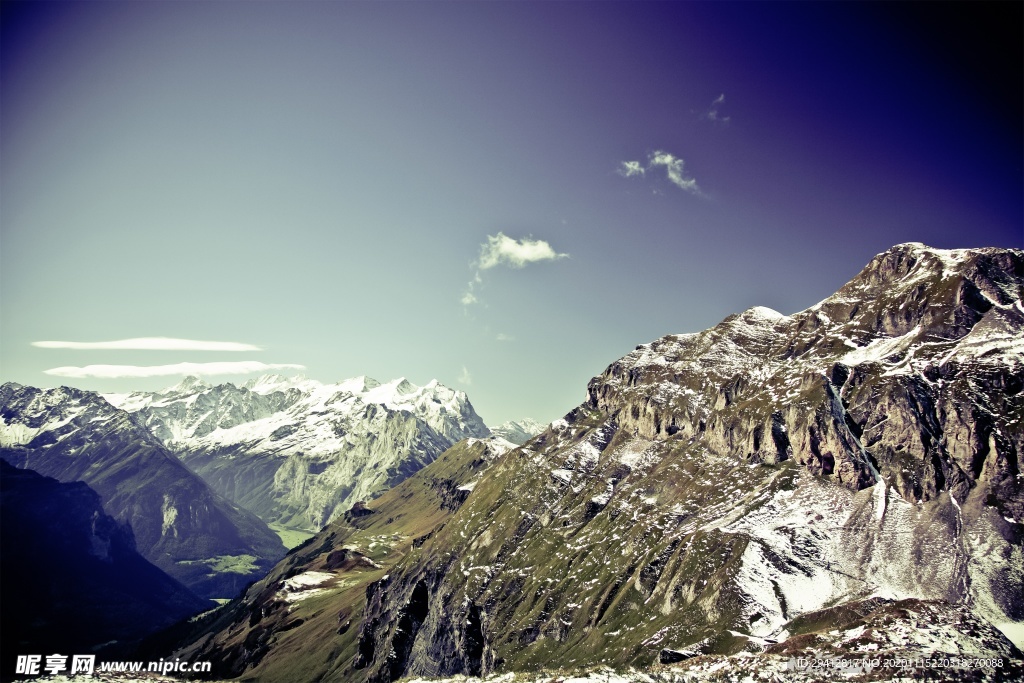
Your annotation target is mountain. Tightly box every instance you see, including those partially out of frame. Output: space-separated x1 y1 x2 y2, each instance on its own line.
0 384 286 599
490 418 546 446
1 460 212 675
105 375 490 531
166 243 1023 681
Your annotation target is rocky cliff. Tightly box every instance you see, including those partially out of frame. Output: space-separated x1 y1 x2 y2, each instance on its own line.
0 384 286 599
106 375 490 530
170 244 1023 681
1 460 212 675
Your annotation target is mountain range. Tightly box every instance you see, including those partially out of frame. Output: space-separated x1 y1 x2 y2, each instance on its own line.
2 243 1020 681
491 419 548 446
104 375 492 531
167 243 1023 681
1 373 535 606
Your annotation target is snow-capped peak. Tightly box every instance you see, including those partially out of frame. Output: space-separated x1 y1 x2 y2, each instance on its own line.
337 376 382 394
241 373 314 395
746 306 787 320
490 418 546 445
163 375 211 395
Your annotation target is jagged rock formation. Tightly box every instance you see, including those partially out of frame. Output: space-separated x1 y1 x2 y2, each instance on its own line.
589 243 1023 512
0 461 212 673
169 244 1023 681
106 375 490 530
490 419 546 446
0 384 286 599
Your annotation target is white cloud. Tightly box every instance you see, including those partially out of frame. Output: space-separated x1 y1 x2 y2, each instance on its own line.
44 361 305 379
618 160 645 177
33 337 261 351
496 333 514 342
477 233 568 270
462 232 568 308
649 151 701 194
458 366 472 385
618 150 702 196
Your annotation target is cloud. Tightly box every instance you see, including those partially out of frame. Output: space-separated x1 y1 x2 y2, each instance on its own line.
458 366 472 385
704 93 730 125
495 333 514 342
617 160 645 177
44 361 305 379
33 337 261 351
649 151 701 194
477 233 568 270
618 150 702 196
461 232 568 308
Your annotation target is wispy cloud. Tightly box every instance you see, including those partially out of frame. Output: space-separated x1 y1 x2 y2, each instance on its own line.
618 150 702 196
495 332 514 342
704 93 730 125
458 366 472 385
617 160 645 178
44 361 304 379
462 232 568 308
650 151 700 194
33 337 261 351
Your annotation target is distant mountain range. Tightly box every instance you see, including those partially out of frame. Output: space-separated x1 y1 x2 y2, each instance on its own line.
490 418 547 446
0 373 541 605
167 244 1023 681
104 375 493 530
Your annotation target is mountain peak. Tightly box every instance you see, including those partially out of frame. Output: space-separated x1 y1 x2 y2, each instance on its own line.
393 377 415 395
743 305 788 321
338 376 381 394
242 373 307 393
490 418 546 445
162 375 210 394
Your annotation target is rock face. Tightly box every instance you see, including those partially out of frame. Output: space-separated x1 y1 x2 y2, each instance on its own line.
0 461 212 670
169 243 1023 681
588 243 1023 514
0 384 286 599
106 375 490 530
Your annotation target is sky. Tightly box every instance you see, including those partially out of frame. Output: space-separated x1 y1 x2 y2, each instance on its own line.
2 1 1021 426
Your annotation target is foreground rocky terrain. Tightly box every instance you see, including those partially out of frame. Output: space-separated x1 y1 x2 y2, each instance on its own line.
164 243 1022 681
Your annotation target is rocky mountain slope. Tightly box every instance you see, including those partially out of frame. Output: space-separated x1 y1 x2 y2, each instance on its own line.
0 384 286 599
491 419 546 446
165 244 1015 679
167 243 1023 681
1 460 212 675
105 376 489 531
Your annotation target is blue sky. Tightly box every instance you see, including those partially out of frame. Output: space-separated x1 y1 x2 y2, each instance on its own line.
2 1 1021 425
